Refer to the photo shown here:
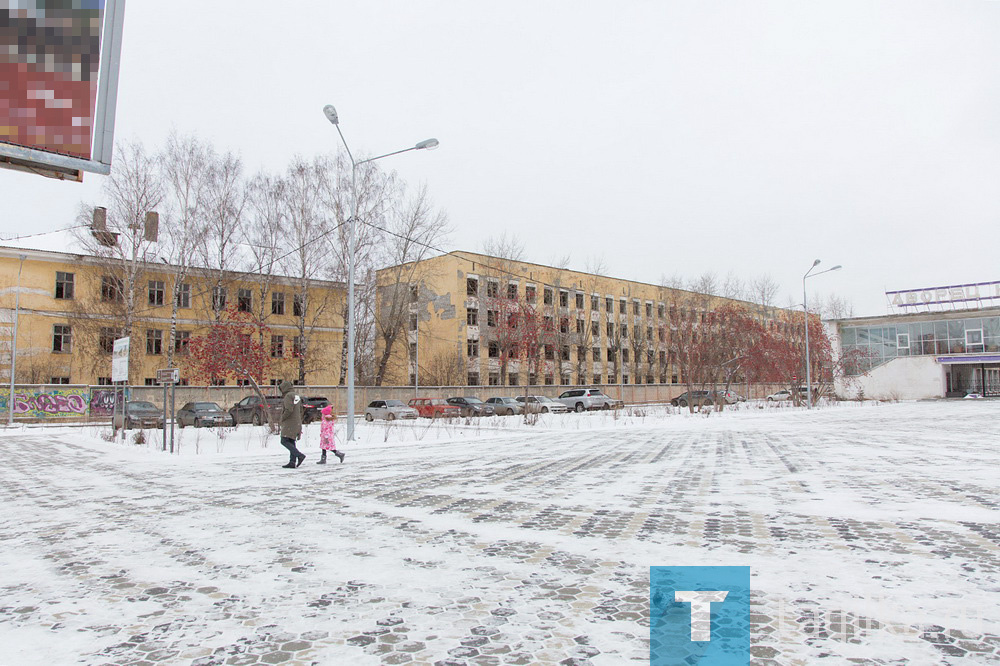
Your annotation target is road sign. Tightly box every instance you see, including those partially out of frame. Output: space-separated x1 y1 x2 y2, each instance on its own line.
156 368 180 384
111 337 130 382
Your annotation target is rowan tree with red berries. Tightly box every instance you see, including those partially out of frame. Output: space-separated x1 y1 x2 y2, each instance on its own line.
185 306 272 400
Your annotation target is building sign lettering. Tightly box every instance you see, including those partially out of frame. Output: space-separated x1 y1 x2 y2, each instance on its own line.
887 281 1000 309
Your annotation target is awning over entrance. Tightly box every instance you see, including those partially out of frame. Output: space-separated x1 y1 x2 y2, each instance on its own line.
935 354 1000 365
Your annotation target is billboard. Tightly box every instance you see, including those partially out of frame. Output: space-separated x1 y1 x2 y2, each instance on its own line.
0 0 125 180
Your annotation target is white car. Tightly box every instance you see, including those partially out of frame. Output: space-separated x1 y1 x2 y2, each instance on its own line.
364 399 419 421
766 388 808 402
556 388 623 412
515 395 569 414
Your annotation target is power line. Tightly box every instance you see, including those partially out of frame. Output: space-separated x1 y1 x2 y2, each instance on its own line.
0 223 87 243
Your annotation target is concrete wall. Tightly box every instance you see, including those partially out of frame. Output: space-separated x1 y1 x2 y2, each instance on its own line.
835 356 944 400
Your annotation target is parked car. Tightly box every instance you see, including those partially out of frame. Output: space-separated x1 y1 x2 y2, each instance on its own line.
767 387 809 402
364 399 419 421
114 400 164 430
446 396 496 417
710 390 746 405
177 402 234 428
485 397 523 416
515 395 570 414
230 395 283 425
302 396 330 424
671 391 712 408
407 398 461 419
556 388 622 412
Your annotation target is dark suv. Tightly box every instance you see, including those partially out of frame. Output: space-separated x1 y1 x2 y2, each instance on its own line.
230 395 283 425
670 391 712 408
302 396 330 424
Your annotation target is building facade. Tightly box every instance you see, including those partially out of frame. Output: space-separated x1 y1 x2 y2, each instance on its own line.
831 305 1000 400
375 251 790 388
0 246 345 387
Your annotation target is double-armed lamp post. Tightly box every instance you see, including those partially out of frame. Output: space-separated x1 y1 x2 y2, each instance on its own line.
802 259 841 409
323 105 438 441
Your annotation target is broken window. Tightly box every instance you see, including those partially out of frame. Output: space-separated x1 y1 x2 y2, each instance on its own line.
237 288 252 313
54 271 75 299
633 301 640 316
575 293 584 309
592 346 600 360
52 325 72 353
591 295 598 310
271 335 285 358
578 346 587 361
508 373 519 386
658 328 665 342
486 281 499 298
544 287 553 305
593 374 602 385
647 326 653 340
559 290 568 307
271 291 285 315
293 293 305 317
467 277 479 296
467 373 480 385
544 375 553 385
560 345 570 361
507 283 517 299
489 372 499 386
212 286 227 311
410 284 419 303
409 314 418 331
607 322 614 336
488 341 499 358
467 339 479 356
576 319 584 334
619 299 626 314
646 303 652 318
605 297 613 312
544 344 554 360
487 310 497 327
525 285 536 303
607 348 615 361
146 329 163 355
560 318 569 334
622 324 628 339
544 315 554 330
101 276 123 303
467 308 478 325
658 303 665 318
592 320 600 337
623 349 629 363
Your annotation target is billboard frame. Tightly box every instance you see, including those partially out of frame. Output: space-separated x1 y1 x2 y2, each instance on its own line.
0 0 127 180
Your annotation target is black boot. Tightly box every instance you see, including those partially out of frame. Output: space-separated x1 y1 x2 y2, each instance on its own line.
281 460 296 469
334 450 345 463
317 451 327 465
296 453 306 467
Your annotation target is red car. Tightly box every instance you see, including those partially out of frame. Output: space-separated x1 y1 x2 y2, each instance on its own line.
407 398 461 419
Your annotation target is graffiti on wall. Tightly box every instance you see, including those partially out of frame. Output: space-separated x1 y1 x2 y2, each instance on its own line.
89 388 128 417
0 387 90 418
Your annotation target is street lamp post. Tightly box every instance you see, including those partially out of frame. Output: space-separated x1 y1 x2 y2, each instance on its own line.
802 260 841 409
323 104 438 441
7 254 26 427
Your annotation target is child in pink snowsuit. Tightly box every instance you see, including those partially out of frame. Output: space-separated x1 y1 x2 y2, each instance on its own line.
317 405 344 464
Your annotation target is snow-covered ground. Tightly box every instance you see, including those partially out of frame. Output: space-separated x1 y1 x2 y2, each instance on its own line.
0 401 997 664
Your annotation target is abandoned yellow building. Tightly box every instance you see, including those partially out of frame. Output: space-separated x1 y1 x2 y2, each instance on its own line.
375 251 777 388
0 246 345 386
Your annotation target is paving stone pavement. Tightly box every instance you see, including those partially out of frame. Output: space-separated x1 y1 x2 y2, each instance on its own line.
0 402 998 665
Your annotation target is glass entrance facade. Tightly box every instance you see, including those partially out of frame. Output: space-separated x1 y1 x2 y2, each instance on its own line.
840 315 1000 374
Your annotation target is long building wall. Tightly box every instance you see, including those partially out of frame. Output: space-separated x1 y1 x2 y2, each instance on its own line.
0 247 345 386
377 251 790 388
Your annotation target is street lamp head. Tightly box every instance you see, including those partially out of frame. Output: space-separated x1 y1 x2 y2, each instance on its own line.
415 138 439 151
812 259 821 267
830 265 842 271
323 105 339 125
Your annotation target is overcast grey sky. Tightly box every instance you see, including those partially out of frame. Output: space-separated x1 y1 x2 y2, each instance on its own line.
3 0 999 316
